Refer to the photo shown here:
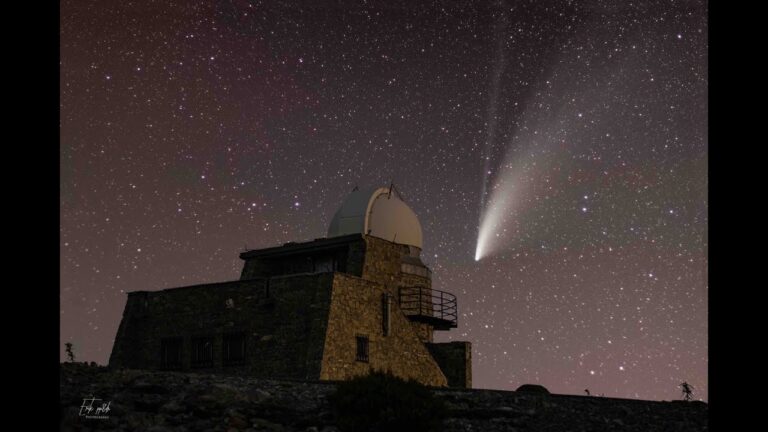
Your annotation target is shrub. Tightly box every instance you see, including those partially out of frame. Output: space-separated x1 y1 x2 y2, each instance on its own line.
65 342 75 362
328 370 446 432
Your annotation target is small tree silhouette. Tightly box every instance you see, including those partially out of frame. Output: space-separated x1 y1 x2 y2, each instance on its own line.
65 342 75 362
329 370 446 432
680 381 694 401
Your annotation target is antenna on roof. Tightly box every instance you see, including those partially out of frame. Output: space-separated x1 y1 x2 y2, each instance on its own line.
388 182 402 200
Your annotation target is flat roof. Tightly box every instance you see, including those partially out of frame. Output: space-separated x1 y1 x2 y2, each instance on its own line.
239 233 363 260
127 271 337 295
127 278 259 295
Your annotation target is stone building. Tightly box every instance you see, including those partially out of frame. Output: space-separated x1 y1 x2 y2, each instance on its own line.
109 186 471 388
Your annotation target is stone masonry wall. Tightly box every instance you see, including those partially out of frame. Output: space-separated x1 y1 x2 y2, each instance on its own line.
363 236 437 343
109 274 335 381
360 235 408 294
426 342 472 388
109 291 152 369
319 273 448 387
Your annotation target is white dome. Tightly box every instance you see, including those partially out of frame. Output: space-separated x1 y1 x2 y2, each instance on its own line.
327 186 423 249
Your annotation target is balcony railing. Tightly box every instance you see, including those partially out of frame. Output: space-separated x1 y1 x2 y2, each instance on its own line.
398 286 457 330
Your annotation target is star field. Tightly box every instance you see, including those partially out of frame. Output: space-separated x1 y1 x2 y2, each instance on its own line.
60 0 707 401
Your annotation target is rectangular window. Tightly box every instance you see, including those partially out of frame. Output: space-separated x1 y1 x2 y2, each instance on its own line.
356 335 369 362
223 332 246 365
160 337 182 370
191 336 214 368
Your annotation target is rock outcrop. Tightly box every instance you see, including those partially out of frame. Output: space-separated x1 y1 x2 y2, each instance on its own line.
60 363 707 432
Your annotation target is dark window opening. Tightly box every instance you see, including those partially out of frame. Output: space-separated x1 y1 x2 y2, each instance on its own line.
191 336 214 368
160 337 182 370
356 335 369 362
223 332 246 365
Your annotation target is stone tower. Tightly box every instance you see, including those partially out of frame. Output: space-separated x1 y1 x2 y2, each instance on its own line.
109 185 471 387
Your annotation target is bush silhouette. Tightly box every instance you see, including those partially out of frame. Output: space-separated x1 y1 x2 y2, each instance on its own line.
65 342 75 362
329 370 446 432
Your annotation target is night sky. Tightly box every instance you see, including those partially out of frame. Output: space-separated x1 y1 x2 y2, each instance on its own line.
61 0 708 401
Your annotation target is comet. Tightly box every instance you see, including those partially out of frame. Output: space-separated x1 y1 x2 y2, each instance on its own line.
476 2 509 261
474 41 625 261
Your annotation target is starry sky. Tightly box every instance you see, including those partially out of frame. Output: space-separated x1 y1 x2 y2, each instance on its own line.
60 0 708 401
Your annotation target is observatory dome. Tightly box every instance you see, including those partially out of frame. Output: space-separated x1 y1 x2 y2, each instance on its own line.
327 186 423 249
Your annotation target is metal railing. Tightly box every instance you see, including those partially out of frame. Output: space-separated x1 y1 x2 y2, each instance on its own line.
398 286 457 329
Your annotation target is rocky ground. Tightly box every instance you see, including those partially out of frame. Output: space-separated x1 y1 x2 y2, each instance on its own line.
61 363 707 432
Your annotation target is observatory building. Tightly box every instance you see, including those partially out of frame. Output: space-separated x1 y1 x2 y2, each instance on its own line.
109 186 471 387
